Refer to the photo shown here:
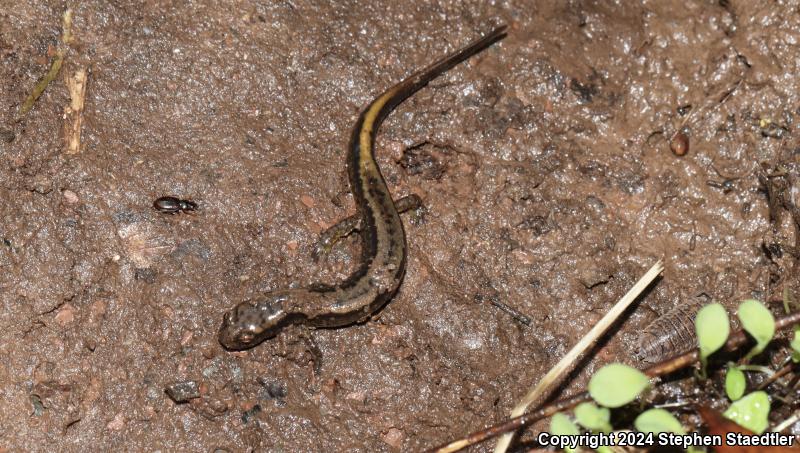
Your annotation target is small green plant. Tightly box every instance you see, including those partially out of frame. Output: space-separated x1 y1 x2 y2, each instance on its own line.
791 326 800 363
588 363 649 408
694 303 729 376
634 410 705 453
723 390 770 433
550 412 579 453
725 364 746 401
634 408 685 434
574 402 612 432
738 299 776 359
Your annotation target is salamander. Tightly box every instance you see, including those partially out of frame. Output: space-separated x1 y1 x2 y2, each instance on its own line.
218 25 508 350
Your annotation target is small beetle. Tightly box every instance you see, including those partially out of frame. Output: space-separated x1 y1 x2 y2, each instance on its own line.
153 196 198 214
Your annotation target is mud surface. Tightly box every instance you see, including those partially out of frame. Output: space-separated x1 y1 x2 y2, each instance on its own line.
2 1 800 451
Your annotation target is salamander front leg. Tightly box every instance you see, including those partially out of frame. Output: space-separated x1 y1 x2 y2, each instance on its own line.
312 194 423 260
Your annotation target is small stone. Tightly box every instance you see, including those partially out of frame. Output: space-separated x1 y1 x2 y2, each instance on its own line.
180 330 193 346
670 131 689 156
165 380 201 403
257 378 287 400
191 394 229 419
578 266 610 289
199 340 217 359
62 189 79 204
0 127 14 143
31 176 52 194
345 390 366 403
54 304 76 326
381 427 404 449
134 267 157 283
299 194 315 208
141 406 155 420
106 413 125 430
321 378 338 394
241 403 262 424
387 140 404 162
511 249 534 265
90 299 107 321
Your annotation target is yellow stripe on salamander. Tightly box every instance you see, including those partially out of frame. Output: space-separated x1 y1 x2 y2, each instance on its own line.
359 87 402 165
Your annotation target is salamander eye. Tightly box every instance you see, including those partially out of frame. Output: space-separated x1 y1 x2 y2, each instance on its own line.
239 332 255 344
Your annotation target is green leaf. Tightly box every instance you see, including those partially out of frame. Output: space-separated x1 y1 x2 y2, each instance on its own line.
738 300 775 358
695 303 730 362
634 408 686 434
550 412 579 453
550 412 579 436
574 402 611 432
725 364 746 401
791 326 800 363
588 363 649 408
723 391 770 434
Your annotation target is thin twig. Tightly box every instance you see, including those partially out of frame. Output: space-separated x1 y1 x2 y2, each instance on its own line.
489 299 532 326
772 412 800 433
757 360 796 390
16 9 73 121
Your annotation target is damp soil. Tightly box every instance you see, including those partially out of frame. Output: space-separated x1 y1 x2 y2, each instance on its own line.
2 1 800 451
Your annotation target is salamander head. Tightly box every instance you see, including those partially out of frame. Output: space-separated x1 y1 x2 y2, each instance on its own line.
218 293 291 350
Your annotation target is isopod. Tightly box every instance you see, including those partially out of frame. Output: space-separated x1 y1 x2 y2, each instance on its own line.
635 295 710 363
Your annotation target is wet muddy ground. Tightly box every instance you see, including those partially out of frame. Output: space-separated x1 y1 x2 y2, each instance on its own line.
2 0 800 451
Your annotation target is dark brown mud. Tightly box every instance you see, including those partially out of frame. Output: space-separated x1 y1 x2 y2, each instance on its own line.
2 1 799 450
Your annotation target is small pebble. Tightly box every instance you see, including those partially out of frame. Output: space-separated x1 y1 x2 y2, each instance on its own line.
578 266 610 289
257 378 287 400
345 390 366 403
106 413 125 431
141 406 156 421
670 131 689 156
165 380 201 403
30 394 44 417
382 427 405 449
387 140 404 161
62 189 79 204
241 404 262 424
300 194 315 208
0 127 14 143
200 342 218 359
90 299 107 322
180 330 193 346
321 378 338 394
511 249 534 265
134 267 157 283
54 304 76 326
